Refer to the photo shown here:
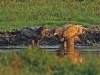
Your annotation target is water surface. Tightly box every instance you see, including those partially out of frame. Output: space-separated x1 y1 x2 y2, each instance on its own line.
0 45 100 52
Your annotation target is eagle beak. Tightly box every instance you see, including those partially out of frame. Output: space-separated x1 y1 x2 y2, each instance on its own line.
54 33 57 36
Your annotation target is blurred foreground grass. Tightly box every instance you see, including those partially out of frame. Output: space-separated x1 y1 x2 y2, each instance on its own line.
0 46 100 75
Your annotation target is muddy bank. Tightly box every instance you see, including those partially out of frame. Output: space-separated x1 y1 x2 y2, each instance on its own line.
32 26 100 46
78 26 100 46
0 26 100 46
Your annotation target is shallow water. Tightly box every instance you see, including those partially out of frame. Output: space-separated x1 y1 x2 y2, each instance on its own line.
0 45 100 52
0 45 27 52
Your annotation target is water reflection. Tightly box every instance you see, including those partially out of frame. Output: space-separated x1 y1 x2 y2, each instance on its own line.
0 45 100 53
0 45 100 63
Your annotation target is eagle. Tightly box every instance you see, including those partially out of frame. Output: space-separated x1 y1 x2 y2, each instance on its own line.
53 24 88 49
20 26 48 46
54 24 87 41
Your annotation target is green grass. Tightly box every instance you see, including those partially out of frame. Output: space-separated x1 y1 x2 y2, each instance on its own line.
0 1 100 74
0 46 100 75
0 0 100 31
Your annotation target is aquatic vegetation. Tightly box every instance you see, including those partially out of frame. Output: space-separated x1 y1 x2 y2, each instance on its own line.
0 46 100 75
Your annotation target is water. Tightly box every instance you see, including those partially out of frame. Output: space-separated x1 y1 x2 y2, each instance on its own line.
0 45 100 53
0 45 27 52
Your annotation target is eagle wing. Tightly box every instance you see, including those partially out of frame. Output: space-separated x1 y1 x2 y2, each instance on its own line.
63 24 85 39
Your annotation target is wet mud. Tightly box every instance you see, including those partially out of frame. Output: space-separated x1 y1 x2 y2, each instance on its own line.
0 26 100 46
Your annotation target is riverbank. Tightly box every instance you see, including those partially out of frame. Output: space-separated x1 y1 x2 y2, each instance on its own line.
0 25 100 46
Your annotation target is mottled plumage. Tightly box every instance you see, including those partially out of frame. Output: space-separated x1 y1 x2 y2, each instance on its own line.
20 26 48 46
54 24 87 41
63 24 86 39
53 24 88 50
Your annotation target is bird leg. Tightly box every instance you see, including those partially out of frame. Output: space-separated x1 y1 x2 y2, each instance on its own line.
67 38 75 56
62 41 68 55
35 40 41 48
62 41 67 51
31 40 35 46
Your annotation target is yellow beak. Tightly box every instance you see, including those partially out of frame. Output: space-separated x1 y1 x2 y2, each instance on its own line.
54 33 57 36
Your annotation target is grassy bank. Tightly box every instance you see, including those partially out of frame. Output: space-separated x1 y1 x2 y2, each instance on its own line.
0 47 100 75
0 0 100 31
0 1 100 75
